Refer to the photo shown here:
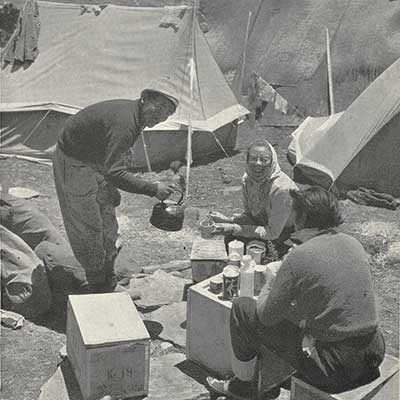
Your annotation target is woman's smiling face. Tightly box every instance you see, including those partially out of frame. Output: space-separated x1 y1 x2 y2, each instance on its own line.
247 145 272 177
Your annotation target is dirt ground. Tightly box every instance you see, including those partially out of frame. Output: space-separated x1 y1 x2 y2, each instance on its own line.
1 124 399 400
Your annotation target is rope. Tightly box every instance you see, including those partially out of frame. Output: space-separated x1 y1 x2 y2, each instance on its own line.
210 129 230 159
22 109 51 145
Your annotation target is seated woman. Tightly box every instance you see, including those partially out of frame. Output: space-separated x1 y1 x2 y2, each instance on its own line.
207 187 385 400
209 140 297 256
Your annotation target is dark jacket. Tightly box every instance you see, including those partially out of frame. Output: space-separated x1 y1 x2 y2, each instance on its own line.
257 229 379 342
58 99 157 196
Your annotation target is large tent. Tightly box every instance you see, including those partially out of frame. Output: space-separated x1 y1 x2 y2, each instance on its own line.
289 57 400 197
0 1 248 168
200 0 400 116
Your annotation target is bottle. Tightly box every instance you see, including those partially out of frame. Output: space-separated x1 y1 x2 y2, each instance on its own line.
239 255 254 297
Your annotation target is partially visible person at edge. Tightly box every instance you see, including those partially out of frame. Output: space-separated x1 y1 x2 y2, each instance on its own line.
1 194 88 319
209 139 297 256
52 76 179 295
207 187 385 400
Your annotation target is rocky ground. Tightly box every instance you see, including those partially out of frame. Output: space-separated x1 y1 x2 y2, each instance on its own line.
1 124 399 400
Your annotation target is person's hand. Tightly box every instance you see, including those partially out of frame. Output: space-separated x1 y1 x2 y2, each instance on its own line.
208 211 233 223
155 182 175 201
255 226 268 240
214 223 242 235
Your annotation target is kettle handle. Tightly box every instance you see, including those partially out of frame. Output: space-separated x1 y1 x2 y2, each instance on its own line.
174 188 184 205
161 188 184 205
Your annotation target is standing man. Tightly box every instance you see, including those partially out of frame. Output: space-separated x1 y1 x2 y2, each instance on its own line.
53 77 179 293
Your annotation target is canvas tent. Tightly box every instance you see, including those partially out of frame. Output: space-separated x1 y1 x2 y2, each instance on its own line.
290 57 400 197
199 0 400 116
0 1 248 168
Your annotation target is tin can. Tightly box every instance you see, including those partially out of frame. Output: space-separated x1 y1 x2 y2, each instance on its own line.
228 252 241 267
223 266 240 300
228 240 245 257
209 275 223 294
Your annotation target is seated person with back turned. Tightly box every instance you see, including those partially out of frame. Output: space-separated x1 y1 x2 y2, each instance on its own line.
209 140 297 256
207 187 385 400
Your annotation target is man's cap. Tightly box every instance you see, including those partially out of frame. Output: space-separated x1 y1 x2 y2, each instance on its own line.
141 76 179 109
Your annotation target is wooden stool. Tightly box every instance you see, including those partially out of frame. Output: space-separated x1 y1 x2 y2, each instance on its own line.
290 354 399 400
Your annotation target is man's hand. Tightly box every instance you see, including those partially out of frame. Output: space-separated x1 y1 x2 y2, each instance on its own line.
208 211 233 223
155 182 175 201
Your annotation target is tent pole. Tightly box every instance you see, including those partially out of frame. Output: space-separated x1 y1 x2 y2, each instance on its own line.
185 4 197 198
326 27 335 115
237 11 252 95
141 130 152 172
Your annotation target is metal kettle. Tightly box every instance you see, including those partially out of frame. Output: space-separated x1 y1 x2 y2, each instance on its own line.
150 189 185 231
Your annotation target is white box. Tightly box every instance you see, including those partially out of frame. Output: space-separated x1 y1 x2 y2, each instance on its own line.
67 293 150 400
186 273 233 376
290 354 399 400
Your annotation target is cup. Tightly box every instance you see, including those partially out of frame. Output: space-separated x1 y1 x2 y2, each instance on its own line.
199 219 215 239
247 246 265 265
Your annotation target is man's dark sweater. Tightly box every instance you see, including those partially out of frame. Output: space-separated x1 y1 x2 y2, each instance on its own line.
58 99 157 197
257 230 379 342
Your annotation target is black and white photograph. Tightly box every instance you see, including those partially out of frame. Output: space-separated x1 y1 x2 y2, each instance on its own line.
1 0 399 399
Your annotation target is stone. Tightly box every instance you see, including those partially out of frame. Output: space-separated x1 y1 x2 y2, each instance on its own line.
160 342 173 350
130 270 191 310
59 344 67 359
147 353 209 400
149 302 187 348
222 186 241 196
8 186 40 199
386 241 400 264
38 359 83 400
141 259 191 274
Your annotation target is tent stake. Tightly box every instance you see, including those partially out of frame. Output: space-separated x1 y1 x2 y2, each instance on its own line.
326 27 335 115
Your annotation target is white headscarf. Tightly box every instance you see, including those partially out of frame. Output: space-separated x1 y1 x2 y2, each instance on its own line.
242 141 282 218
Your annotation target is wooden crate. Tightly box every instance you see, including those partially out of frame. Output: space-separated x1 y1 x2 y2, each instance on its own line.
186 273 233 376
190 239 228 283
290 354 399 400
67 293 150 400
